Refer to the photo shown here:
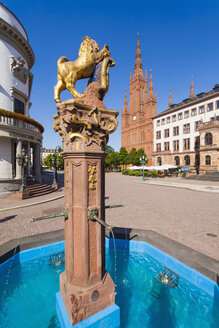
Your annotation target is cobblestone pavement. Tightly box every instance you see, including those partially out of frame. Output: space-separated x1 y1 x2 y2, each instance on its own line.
0 173 218 261
105 174 219 261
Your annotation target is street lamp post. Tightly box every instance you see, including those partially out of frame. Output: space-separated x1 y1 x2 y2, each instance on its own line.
50 146 61 187
16 148 30 193
140 155 147 182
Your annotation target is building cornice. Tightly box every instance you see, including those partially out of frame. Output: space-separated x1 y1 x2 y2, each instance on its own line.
153 90 219 120
0 2 28 40
0 17 34 69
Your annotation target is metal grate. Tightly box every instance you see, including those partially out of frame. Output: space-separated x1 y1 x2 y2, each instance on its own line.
50 251 65 266
156 267 179 288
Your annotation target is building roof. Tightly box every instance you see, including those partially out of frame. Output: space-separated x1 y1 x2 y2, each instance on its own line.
153 84 219 120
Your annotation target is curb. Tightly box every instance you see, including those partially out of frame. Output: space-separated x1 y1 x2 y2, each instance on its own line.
134 180 219 193
0 194 64 213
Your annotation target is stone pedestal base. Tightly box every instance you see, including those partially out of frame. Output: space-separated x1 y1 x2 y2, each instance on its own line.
59 271 116 326
10 191 30 199
56 292 120 328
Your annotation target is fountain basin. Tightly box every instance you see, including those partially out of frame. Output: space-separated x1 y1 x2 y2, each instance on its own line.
0 235 219 328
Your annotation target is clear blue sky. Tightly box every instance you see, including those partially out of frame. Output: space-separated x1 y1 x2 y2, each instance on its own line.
3 0 219 151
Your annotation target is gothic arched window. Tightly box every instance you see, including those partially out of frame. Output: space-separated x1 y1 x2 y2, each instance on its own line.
205 155 211 165
174 156 180 166
205 133 213 146
157 157 162 166
184 155 190 166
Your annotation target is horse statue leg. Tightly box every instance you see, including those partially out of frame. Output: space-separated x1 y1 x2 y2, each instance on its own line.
66 73 85 99
54 79 66 103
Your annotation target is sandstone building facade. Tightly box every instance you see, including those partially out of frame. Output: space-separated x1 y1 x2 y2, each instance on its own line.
121 35 157 165
152 82 219 173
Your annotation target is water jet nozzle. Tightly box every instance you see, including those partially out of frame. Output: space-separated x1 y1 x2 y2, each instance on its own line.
88 207 112 231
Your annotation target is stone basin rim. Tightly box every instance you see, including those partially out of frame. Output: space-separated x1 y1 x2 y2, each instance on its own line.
0 227 218 285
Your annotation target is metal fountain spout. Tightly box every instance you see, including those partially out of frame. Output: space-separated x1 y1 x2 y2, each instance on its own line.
88 207 112 231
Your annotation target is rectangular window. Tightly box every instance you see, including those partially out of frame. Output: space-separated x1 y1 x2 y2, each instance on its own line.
156 143 161 152
199 105 205 114
183 123 190 133
15 98 24 115
156 131 161 139
164 129 169 138
194 121 199 131
178 112 182 120
172 115 176 122
166 117 170 124
207 103 213 111
184 110 189 118
183 138 190 150
216 101 219 109
191 108 197 116
161 118 165 125
173 126 179 136
173 140 179 151
164 142 169 151
157 120 160 126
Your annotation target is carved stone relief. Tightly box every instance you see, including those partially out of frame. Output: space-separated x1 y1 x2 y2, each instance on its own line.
10 56 28 83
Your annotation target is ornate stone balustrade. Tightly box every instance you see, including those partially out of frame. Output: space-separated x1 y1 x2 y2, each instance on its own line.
0 109 44 134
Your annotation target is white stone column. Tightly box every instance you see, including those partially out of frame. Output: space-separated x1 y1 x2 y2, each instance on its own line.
33 143 41 182
27 141 31 176
16 139 22 179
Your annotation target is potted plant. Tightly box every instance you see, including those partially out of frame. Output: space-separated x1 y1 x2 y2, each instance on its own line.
151 171 158 178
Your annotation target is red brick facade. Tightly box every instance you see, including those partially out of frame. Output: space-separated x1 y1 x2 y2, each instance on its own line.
121 35 157 165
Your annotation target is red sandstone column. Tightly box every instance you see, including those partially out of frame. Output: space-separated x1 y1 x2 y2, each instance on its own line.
54 101 118 325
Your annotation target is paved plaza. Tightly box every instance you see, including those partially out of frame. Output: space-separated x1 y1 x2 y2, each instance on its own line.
0 173 218 261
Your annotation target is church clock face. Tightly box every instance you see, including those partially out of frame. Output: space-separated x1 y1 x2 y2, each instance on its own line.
133 115 136 121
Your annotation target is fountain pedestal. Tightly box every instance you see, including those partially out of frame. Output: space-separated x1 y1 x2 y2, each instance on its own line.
54 100 119 327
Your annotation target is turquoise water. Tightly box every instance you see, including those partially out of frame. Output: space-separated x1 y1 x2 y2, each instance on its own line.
0 244 219 328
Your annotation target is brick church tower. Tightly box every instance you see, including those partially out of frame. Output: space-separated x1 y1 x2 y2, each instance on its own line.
121 35 157 165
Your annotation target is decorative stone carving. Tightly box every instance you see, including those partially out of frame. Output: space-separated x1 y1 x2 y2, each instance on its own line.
10 55 28 83
70 293 86 323
88 165 97 190
53 101 118 148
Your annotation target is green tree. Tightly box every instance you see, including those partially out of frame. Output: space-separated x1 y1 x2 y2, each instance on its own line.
129 148 138 165
43 154 53 168
137 148 147 165
105 145 114 154
129 148 147 165
57 153 64 170
105 152 120 170
119 147 129 169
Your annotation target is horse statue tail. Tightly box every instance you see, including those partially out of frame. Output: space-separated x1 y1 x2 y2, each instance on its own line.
57 56 69 66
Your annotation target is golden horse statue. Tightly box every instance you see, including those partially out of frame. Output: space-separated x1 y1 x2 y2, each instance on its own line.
54 36 114 102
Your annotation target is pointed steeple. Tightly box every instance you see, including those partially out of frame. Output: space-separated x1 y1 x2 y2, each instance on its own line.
148 70 154 99
130 72 132 83
169 88 172 107
145 69 148 83
133 34 144 78
155 92 157 101
190 76 194 99
124 89 128 112
144 69 148 101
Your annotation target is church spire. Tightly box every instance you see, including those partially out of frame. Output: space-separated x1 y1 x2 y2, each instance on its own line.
124 89 128 112
190 76 194 99
169 88 172 107
148 70 154 99
133 34 143 78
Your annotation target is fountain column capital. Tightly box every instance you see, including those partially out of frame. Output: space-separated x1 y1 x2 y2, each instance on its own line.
53 101 118 152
